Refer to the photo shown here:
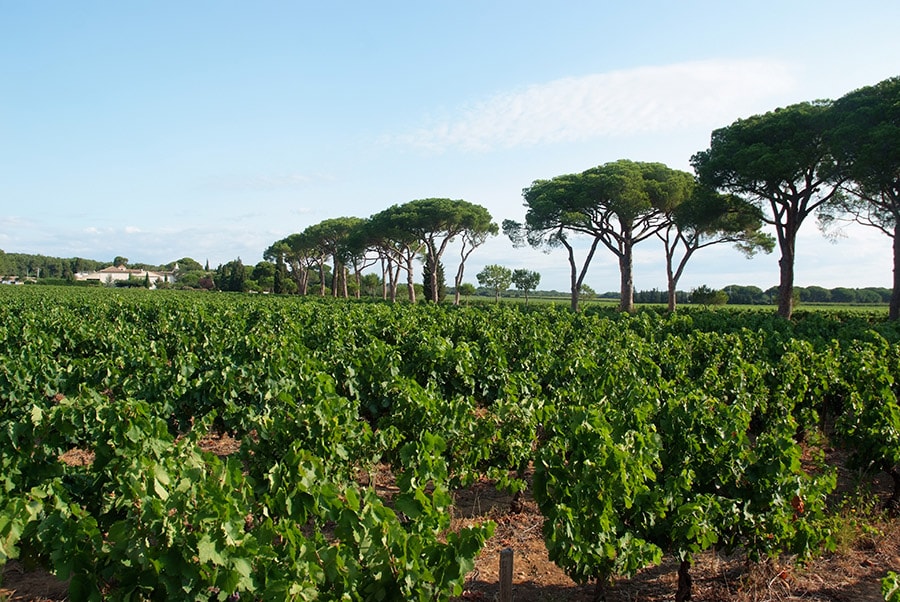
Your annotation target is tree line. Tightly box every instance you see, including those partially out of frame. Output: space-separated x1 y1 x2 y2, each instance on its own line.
4 248 893 310
262 198 497 305
627 285 891 306
0 251 107 281
265 76 898 317
507 76 900 318
6 77 898 318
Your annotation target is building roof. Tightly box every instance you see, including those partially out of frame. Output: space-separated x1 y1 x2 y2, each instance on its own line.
98 265 142 274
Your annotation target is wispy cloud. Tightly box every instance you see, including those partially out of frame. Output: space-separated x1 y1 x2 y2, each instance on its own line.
394 59 796 152
209 172 336 192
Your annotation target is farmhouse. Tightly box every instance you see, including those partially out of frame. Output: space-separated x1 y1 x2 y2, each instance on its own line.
74 265 175 288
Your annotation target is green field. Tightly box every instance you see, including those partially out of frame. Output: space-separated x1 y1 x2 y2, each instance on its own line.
1 286 898 601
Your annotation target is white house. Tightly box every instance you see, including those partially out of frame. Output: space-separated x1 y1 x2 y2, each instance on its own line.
74 265 176 288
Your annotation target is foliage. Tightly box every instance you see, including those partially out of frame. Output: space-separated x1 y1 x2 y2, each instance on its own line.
456 282 476 297
0 390 491 601
825 76 900 319
511 269 541 302
215 258 248 292
0 252 106 281
423 257 447 303
510 160 694 312
393 198 496 303
885 571 900 602
691 101 843 319
833 336 900 508
659 186 774 311
476 264 512 302
1 287 898 600
690 285 728 306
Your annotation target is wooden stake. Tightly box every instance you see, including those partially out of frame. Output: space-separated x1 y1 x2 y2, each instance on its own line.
499 547 514 602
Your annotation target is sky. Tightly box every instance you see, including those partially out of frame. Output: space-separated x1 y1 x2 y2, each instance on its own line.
2 1 899 292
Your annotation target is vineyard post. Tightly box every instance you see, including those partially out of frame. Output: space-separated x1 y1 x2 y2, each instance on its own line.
500 547 514 601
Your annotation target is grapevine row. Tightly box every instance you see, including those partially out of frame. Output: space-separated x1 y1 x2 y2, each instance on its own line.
1 286 898 600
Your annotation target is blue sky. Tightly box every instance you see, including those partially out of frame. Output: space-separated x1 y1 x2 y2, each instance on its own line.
2 1 899 292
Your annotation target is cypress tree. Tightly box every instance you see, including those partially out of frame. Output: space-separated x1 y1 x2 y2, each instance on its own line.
423 257 446 302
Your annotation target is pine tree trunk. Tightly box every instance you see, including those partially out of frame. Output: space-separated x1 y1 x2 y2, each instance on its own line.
406 257 416 303
454 262 465 306
891 224 900 320
619 243 634 313
667 277 677 313
777 229 796 319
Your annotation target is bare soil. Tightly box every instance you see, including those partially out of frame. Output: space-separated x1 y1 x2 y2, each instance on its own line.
449 475 900 602
2 438 898 602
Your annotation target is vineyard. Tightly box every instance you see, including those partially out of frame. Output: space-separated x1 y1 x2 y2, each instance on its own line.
1 287 899 601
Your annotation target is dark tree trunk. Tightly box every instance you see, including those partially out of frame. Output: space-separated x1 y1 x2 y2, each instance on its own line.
619 242 634 313
777 243 795 319
426 243 440 303
676 559 693 602
891 223 900 320
664 229 679 312
562 230 601 312
510 460 529 513
667 276 677 313
406 257 416 303
342 266 349 298
510 490 523 514
593 576 608 602
565 240 581 312
454 261 465 306
887 466 900 514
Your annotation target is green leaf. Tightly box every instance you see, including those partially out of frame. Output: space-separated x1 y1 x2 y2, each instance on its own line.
198 534 226 565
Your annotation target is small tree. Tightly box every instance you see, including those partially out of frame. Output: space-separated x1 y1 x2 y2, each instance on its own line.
198 275 215 290
690 285 728 306
423 257 447 302
215 258 247 292
511 269 541 303
476 264 513 302
457 282 476 299
251 261 276 293
169 257 203 272
273 255 287 294
658 186 774 312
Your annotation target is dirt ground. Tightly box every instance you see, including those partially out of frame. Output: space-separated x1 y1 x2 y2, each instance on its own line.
2 437 898 602
448 476 900 602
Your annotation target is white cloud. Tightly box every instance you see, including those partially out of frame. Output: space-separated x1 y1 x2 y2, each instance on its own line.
0 216 31 228
209 172 336 192
395 59 796 152
124 226 142 234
